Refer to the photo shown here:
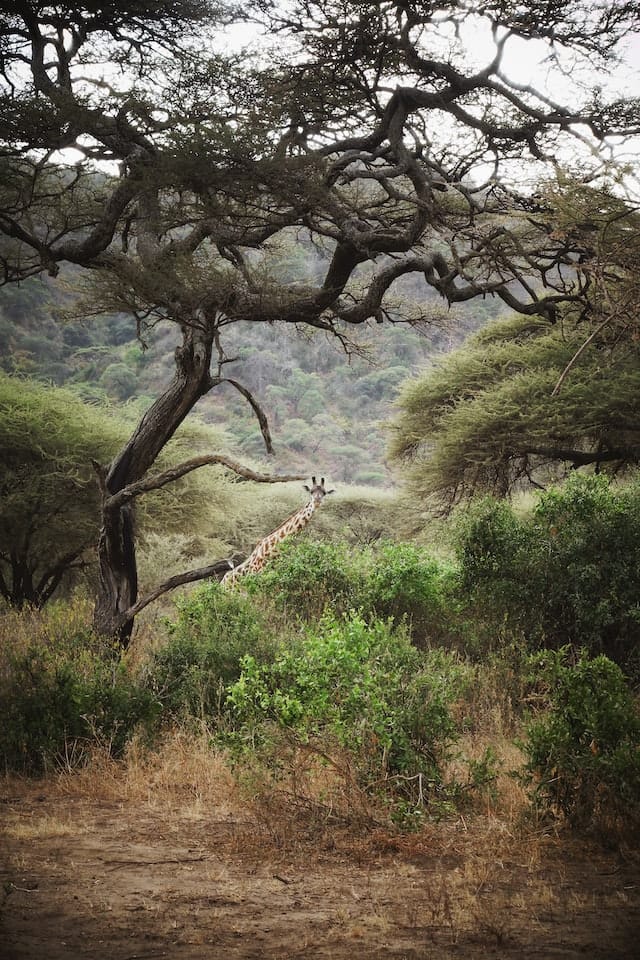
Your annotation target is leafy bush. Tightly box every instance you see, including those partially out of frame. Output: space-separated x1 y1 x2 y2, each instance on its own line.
530 475 640 663
247 539 455 647
0 603 156 773
455 475 640 665
364 542 456 646
227 611 467 808
246 539 363 620
146 581 276 720
521 649 640 830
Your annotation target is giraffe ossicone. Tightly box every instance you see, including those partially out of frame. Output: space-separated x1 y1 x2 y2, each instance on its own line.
221 476 334 587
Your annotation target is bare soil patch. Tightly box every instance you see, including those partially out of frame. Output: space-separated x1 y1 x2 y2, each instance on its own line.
1 775 639 960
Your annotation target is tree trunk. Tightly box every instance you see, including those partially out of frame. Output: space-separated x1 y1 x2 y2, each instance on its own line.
92 322 215 644
93 498 138 645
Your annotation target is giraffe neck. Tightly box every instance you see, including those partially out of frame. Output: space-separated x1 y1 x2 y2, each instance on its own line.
222 497 318 586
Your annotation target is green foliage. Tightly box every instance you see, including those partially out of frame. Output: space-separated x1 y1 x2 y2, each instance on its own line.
521 649 640 829
455 475 640 666
0 276 141 386
245 539 362 620
0 370 238 606
145 581 276 721
309 484 409 546
136 416 236 545
99 361 138 400
246 538 455 647
0 602 157 774
364 542 455 646
227 612 466 806
390 310 640 504
204 310 468 482
0 372 126 606
455 497 531 635
0 270 479 489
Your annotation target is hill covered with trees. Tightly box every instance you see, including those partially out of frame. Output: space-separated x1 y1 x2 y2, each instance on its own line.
0 270 495 486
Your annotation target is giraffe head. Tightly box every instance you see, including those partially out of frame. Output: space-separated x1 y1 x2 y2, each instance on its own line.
304 476 335 506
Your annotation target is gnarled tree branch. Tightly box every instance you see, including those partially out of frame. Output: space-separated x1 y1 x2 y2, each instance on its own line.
106 454 307 511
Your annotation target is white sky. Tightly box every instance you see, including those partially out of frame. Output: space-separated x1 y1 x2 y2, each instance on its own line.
52 13 640 193
477 26 640 102
221 14 640 172
223 15 640 98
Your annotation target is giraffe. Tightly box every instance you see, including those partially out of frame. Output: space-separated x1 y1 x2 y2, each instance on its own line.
221 476 334 587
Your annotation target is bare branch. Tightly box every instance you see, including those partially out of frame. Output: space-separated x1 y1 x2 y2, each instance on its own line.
214 378 274 453
106 454 307 510
122 558 235 621
551 315 613 396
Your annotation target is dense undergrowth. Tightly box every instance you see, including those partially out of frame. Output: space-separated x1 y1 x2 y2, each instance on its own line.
1 475 639 838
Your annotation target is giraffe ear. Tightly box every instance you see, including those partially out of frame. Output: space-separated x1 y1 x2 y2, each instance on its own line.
326 488 336 495
303 484 311 493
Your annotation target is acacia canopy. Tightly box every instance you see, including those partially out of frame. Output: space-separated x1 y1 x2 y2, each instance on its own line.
1 0 639 639
389 311 640 505
0 373 123 608
389 181 640 506
2 1 638 318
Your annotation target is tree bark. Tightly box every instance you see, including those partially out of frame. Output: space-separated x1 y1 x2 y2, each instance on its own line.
93 321 215 644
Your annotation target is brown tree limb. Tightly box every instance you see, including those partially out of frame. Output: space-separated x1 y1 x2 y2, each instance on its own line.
106 454 307 510
121 559 236 622
103 456 307 632
215 379 274 453
526 445 640 467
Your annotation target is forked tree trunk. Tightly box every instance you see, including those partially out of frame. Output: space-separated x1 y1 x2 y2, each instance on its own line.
93 498 138 645
93 323 214 644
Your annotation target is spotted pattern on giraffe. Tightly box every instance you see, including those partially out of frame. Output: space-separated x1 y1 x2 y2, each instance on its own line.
221 476 334 587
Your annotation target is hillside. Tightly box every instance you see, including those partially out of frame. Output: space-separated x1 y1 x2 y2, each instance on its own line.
0 270 501 484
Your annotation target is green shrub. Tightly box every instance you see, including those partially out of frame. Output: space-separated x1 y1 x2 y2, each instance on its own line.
146 580 276 720
455 475 640 665
456 498 528 610
364 542 456 646
246 539 363 620
0 639 157 774
227 611 467 808
529 475 640 662
247 539 456 647
520 648 640 830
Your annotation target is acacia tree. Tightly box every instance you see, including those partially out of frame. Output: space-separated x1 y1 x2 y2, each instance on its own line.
389 311 640 505
1 0 639 642
389 184 640 505
0 374 124 608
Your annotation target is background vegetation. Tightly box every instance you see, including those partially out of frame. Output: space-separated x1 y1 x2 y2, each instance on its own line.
2 473 639 839
2 228 639 843
0 272 488 486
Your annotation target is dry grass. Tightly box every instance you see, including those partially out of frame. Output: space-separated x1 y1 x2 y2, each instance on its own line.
0 595 95 662
3 726 639 960
3 813 83 840
41 723 539 864
2 593 639 958
446 732 530 821
1 598 636 863
48 727 239 812
1 722 531 858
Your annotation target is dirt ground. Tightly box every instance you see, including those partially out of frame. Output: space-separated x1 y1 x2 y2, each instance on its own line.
2 775 639 960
